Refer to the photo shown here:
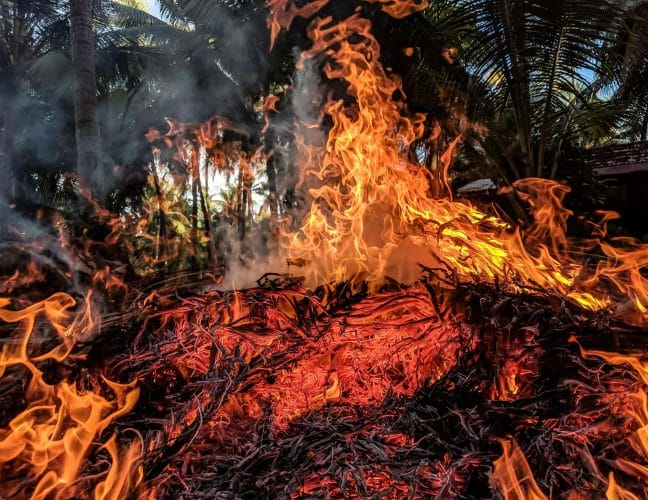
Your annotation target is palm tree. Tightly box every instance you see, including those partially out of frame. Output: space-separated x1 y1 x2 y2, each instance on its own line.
420 0 644 182
604 1 648 141
0 0 69 204
0 0 144 207
70 0 102 189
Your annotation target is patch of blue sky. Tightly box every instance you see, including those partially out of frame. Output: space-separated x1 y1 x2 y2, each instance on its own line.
143 1 162 19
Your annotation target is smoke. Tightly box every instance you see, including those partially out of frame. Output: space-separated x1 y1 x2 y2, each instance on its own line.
2 1 329 294
218 237 286 291
291 55 327 138
0 198 88 276
216 51 328 291
284 53 327 212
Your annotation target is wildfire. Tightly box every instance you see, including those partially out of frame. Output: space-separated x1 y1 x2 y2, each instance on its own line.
0 0 647 497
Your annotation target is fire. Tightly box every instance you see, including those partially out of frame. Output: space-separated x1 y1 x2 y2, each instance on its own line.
0 292 142 498
607 472 641 500
491 440 547 500
272 2 647 323
267 0 331 49
0 0 645 497
267 0 429 48
575 342 648 489
94 433 144 500
364 0 429 18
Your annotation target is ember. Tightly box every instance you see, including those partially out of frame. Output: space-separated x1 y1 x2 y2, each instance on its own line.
0 0 647 498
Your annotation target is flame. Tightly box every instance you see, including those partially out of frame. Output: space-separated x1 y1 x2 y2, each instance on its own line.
266 0 331 49
267 0 428 49
94 433 144 500
606 472 640 500
576 342 648 485
364 0 429 18
0 261 44 295
270 6 647 322
0 294 142 498
491 439 547 500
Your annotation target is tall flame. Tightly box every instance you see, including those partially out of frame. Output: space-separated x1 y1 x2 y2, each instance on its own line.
271 4 647 321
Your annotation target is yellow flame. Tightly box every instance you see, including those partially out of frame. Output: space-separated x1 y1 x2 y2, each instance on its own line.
273 8 647 322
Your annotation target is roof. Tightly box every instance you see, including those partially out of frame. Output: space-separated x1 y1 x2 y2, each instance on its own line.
595 163 648 176
457 178 496 195
589 141 648 177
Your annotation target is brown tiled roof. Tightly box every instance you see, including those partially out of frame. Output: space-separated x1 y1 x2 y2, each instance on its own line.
589 141 648 177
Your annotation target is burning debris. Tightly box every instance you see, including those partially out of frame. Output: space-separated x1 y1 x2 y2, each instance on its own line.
2 266 647 498
110 274 646 498
0 0 647 499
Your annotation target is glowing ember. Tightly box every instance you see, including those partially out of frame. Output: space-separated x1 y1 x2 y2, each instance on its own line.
137 284 469 430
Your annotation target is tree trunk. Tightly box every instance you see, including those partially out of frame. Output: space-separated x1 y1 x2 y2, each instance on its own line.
196 166 217 270
267 153 279 220
191 177 199 269
70 0 101 188
499 0 534 178
237 163 247 241
265 131 279 220
151 166 168 270
0 86 16 205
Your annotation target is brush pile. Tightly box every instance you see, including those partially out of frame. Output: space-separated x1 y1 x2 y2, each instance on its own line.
89 272 647 498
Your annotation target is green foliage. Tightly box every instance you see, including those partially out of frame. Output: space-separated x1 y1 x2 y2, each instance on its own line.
1 0 647 240
422 0 648 183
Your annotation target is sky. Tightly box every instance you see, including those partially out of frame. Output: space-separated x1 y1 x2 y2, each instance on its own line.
144 0 162 19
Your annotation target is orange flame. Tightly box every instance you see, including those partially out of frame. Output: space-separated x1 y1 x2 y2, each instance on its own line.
95 433 144 500
266 0 331 49
364 0 429 18
491 439 547 500
0 294 142 498
275 10 647 321
266 0 429 49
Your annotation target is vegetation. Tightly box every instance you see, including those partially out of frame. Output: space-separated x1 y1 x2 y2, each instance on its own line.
0 0 646 273
443 0 648 182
